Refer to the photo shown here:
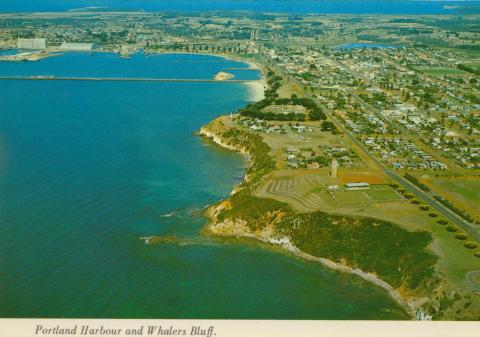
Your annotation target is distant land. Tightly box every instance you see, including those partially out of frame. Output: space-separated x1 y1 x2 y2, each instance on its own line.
1 0 480 14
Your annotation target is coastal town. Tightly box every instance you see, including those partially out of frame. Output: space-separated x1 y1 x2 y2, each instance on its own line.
1 8 479 321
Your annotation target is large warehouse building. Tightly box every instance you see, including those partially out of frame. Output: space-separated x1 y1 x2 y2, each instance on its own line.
60 42 96 51
17 38 47 50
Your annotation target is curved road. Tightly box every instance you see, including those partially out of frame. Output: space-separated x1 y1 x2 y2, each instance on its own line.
465 271 480 293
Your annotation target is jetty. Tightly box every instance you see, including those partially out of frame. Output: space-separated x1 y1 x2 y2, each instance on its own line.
0 76 260 83
223 67 258 71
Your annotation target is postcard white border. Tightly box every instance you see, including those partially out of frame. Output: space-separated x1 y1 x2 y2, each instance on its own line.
1 319 480 337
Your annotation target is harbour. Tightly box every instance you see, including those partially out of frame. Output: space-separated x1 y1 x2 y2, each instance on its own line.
0 51 406 319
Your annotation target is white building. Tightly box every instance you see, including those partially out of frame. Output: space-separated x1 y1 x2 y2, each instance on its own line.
60 42 96 51
17 38 47 50
345 182 370 190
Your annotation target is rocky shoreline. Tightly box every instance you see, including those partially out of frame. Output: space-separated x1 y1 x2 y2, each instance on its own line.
199 122 425 319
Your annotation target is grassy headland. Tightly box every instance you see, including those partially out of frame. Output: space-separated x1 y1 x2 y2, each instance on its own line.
199 70 480 320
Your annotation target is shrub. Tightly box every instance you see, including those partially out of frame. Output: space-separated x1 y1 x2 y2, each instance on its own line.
434 195 475 223
411 200 420 204
464 242 478 250
279 212 437 290
428 213 438 218
474 251 480 258
404 173 430 192
404 193 414 199
454 234 468 241
446 226 458 232
420 206 430 211
321 120 336 131
437 219 448 225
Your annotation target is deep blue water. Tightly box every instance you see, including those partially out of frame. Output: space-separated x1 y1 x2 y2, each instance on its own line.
0 0 479 14
0 52 407 318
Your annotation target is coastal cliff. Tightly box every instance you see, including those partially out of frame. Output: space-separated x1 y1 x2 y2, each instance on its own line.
199 116 479 320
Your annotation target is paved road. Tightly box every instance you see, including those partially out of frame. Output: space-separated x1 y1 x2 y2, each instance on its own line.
266 59 480 243
384 169 480 243
465 271 480 293
339 119 480 243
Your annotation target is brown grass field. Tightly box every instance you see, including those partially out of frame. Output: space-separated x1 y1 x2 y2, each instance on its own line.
338 170 387 184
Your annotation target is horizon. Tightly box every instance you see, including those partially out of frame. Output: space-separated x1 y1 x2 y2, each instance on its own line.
1 0 480 14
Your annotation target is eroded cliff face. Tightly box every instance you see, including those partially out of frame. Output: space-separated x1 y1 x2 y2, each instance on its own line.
199 116 480 321
199 116 275 186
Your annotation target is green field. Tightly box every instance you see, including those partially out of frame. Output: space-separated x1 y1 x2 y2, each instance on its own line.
431 178 480 217
416 67 466 76
329 185 403 204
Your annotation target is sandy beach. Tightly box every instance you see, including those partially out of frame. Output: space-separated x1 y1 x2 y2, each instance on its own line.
157 51 266 102
244 81 266 102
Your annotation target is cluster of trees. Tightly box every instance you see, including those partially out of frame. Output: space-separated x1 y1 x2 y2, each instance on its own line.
457 64 480 76
393 28 434 35
359 92 388 104
458 45 480 52
465 93 480 104
149 42 249 54
241 109 307 121
309 107 326 120
264 71 282 98
307 155 329 166
240 107 307 121
404 173 430 192
320 120 338 133
433 195 476 224
239 72 327 122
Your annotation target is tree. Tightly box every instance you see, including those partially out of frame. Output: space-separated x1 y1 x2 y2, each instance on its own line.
321 120 336 131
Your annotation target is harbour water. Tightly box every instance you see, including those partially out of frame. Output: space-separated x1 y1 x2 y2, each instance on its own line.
0 52 407 318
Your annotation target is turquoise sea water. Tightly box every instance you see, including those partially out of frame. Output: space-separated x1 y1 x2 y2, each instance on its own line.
0 52 407 319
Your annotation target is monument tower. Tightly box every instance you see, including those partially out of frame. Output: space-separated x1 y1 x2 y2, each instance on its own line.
330 158 338 178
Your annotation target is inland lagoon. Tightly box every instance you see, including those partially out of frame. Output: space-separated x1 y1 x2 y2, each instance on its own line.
0 52 408 319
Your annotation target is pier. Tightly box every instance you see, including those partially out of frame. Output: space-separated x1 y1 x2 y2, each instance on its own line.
0 76 260 83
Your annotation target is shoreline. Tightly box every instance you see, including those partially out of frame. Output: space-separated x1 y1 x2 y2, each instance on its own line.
244 81 266 102
208 222 417 317
199 124 418 319
149 51 267 101
0 49 266 100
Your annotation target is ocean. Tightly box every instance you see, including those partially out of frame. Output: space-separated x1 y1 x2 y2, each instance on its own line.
0 52 407 318
0 0 480 14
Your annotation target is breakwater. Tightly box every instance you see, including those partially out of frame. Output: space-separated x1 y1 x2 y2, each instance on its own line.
0 76 260 83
